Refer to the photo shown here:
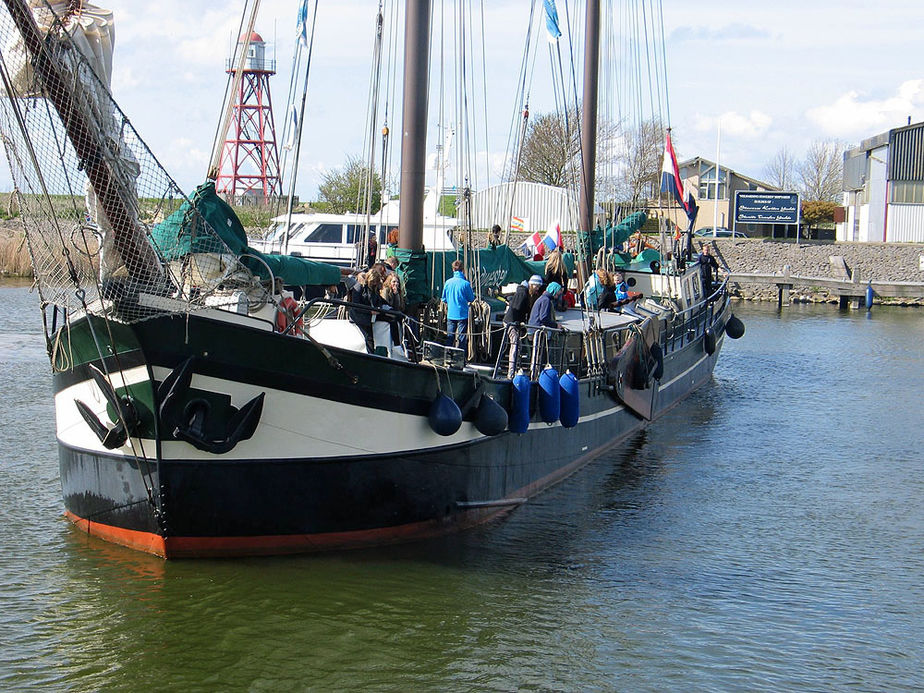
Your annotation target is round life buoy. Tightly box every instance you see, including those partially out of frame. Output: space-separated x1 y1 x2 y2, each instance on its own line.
275 296 304 334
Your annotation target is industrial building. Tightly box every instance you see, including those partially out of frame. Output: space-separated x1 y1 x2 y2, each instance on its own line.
839 120 924 243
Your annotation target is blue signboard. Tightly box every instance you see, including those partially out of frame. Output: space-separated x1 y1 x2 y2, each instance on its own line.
734 191 800 224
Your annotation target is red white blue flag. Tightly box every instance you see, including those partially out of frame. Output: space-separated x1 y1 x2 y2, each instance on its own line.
661 131 697 224
529 221 561 258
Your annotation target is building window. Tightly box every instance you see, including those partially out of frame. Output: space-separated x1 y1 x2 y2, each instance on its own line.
891 181 924 204
698 165 727 200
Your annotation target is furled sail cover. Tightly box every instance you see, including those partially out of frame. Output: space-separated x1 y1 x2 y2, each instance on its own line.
5 2 114 94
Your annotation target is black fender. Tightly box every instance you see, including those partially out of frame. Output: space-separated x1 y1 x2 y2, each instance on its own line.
703 328 716 355
649 342 664 381
725 314 745 339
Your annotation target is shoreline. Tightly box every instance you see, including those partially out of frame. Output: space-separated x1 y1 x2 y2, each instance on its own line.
3 230 923 306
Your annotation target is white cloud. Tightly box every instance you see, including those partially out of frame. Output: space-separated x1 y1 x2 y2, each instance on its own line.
669 23 771 43
162 137 209 177
694 111 772 139
806 80 924 138
111 66 139 90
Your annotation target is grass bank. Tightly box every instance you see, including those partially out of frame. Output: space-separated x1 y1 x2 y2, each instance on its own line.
0 226 31 277
0 197 275 278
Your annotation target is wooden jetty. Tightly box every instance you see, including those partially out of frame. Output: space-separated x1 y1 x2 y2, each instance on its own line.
727 266 924 308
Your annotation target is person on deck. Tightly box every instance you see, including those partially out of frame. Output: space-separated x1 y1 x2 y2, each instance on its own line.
583 268 617 310
441 259 475 356
503 274 543 378
529 281 562 330
544 249 570 309
346 273 375 353
488 224 502 249
385 228 400 257
613 271 643 315
364 233 378 268
697 242 721 295
379 272 406 349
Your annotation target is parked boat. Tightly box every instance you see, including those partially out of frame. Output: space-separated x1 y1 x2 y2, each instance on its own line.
252 196 457 267
0 0 743 558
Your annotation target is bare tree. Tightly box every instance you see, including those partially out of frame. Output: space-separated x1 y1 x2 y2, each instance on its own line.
764 147 796 190
617 119 664 204
512 108 636 209
512 111 581 188
797 140 844 202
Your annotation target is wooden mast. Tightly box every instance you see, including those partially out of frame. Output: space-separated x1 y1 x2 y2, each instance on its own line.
396 0 430 252
3 0 161 284
577 0 600 285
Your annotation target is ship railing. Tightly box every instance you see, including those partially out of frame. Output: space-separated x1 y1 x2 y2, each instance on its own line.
661 278 729 354
287 297 421 358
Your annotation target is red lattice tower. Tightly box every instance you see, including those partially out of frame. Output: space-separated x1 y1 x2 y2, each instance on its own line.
216 32 282 201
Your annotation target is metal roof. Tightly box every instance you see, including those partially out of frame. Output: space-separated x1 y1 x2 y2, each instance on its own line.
889 121 924 181
470 182 583 232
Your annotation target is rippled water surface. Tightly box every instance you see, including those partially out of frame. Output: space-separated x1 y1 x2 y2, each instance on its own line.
1 284 922 691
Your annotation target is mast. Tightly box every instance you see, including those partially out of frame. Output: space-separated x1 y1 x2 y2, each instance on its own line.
397 0 431 252
578 0 599 283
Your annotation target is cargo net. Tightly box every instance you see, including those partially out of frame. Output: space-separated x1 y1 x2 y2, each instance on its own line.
0 1 267 323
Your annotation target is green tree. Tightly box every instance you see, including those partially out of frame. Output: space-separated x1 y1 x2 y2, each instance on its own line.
801 200 839 227
316 156 382 214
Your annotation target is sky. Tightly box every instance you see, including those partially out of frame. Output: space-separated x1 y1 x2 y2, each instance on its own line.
4 0 924 199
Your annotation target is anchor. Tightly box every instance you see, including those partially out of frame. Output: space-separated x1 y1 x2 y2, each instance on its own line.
158 357 265 455
74 363 141 450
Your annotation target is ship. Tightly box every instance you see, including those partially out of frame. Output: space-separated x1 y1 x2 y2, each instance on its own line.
0 0 743 557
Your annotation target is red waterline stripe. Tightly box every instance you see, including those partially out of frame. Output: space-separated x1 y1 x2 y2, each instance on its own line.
65 507 507 559
65 511 167 557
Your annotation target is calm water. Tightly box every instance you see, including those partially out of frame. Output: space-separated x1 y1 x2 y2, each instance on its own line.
1 283 922 691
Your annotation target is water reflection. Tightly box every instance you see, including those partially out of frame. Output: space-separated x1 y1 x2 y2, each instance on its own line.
3 288 924 691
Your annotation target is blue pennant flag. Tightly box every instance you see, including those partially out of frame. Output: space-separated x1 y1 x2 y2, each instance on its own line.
296 0 309 47
543 0 562 42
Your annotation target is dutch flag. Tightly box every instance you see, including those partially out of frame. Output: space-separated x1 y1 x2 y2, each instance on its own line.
661 131 698 224
530 221 561 258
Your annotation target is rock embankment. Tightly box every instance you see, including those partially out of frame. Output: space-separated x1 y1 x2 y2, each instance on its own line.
707 239 924 305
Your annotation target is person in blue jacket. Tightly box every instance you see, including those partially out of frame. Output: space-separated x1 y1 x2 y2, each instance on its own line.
529 281 562 329
441 259 476 355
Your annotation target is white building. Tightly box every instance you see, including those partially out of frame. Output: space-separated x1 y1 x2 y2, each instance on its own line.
839 120 924 243
470 182 582 234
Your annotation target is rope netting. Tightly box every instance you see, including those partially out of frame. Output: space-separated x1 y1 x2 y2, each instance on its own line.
0 1 266 323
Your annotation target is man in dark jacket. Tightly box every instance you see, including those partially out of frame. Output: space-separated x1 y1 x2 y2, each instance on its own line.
529 282 562 329
697 242 721 294
503 275 543 378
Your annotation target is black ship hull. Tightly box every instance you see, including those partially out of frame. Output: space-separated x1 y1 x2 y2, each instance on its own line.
54 299 729 558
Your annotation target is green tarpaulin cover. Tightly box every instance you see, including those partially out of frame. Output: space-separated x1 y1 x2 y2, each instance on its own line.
577 211 648 261
150 181 340 287
411 246 575 298
242 250 341 287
